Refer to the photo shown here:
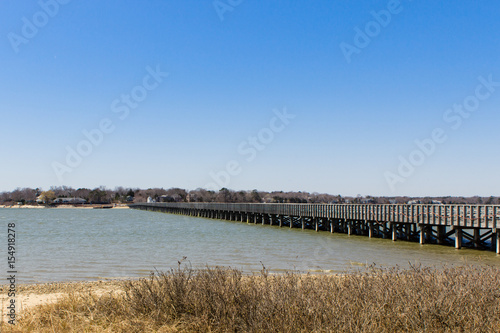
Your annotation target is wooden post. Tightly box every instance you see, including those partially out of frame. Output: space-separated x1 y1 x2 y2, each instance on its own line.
347 221 352 235
496 230 500 254
474 229 480 248
437 226 445 245
279 216 282 227
392 223 397 241
419 225 425 244
455 228 462 249
369 222 373 238
315 218 318 232
290 217 293 228
330 220 334 233
301 217 305 230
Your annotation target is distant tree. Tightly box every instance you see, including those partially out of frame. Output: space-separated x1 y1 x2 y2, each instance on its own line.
88 188 110 204
49 186 75 198
74 188 91 201
165 188 187 202
190 188 216 202
216 188 232 202
39 191 56 204
250 190 261 203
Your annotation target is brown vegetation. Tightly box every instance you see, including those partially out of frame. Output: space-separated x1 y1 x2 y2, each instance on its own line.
2 265 499 332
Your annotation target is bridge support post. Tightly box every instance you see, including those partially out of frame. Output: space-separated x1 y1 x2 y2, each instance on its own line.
347 221 352 235
330 220 334 233
368 221 373 238
391 223 397 241
495 229 500 254
279 216 282 227
474 229 480 248
419 225 425 244
455 228 462 249
437 226 445 245
290 217 293 228
301 217 305 229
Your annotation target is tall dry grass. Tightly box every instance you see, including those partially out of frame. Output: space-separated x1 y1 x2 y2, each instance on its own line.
2 264 499 332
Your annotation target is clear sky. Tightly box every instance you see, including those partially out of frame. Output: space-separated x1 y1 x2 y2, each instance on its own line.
1 0 499 196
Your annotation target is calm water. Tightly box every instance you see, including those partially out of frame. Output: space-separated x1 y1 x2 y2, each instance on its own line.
0 208 498 283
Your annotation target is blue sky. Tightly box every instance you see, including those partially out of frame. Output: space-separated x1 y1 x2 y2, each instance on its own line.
1 0 499 196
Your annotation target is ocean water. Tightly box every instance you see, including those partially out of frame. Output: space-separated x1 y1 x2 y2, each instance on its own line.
0 208 498 283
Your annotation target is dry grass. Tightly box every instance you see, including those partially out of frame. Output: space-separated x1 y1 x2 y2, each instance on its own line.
1 265 499 332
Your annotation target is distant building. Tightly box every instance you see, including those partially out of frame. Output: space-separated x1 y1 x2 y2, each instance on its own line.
147 196 156 203
407 200 422 205
53 197 87 204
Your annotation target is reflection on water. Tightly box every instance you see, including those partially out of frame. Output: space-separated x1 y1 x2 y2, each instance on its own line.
0 208 498 283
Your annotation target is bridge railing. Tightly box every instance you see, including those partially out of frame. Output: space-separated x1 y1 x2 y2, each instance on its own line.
129 203 500 229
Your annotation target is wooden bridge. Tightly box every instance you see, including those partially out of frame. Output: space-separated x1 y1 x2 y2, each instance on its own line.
129 203 500 254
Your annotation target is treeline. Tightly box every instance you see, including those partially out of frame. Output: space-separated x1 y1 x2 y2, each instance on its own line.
1 186 499 205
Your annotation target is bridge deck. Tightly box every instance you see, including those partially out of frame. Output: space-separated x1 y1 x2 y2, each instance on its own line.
130 203 500 253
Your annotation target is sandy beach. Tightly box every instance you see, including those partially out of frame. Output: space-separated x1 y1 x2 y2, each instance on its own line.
0 280 126 324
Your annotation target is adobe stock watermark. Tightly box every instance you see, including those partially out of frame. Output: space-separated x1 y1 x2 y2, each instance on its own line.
205 108 295 190
7 0 72 54
340 0 413 64
51 65 168 182
213 0 243 21
384 74 500 192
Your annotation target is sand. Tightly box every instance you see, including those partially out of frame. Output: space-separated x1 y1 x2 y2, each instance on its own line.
0 280 126 323
0 205 45 209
